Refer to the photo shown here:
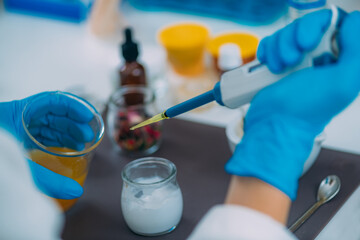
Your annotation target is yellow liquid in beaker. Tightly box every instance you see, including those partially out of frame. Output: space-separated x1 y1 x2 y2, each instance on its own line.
29 147 88 211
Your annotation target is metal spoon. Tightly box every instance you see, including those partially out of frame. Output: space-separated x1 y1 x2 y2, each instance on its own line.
289 175 341 232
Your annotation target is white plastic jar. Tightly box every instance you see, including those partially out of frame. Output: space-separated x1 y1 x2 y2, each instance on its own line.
121 157 183 236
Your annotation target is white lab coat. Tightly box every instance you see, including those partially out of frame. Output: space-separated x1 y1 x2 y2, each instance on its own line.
0 129 63 240
188 205 296 240
0 129 296 239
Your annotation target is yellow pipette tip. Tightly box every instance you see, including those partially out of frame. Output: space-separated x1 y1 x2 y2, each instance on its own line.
130 111 169 130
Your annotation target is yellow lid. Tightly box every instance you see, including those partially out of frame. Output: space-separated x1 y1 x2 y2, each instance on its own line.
207 32 259 59
159 23 209 49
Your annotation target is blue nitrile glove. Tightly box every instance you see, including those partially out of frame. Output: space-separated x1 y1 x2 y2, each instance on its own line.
225 10 360 200
0 91 95 199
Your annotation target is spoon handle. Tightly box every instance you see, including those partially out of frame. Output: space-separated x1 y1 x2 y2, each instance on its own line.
289 200 323 232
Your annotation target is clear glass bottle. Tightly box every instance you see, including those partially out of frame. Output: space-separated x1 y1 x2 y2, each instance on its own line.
121 157 183 236
107 86 162 156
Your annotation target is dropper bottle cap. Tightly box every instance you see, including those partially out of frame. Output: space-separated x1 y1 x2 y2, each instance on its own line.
121 28 139 62
218 43 242 72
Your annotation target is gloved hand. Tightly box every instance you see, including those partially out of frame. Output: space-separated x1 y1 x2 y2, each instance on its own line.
226 9 360 200
0 91 95 199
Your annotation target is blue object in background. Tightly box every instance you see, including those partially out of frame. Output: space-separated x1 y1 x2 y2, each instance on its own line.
4 0 93 23
288 0 326 10
124 0 288 25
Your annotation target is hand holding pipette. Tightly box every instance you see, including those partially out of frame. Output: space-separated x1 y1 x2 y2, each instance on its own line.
226 8 360 200
131 5 346 131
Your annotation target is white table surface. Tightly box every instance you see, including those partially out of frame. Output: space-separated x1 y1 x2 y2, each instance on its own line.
1 1 360 239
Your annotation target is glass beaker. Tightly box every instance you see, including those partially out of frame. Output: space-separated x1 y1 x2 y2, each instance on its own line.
107 86 163 156
22 91 104 211
121 157 183 236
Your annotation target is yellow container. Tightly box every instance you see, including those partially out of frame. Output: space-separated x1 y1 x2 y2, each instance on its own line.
207 32 259 67
159 23 209 76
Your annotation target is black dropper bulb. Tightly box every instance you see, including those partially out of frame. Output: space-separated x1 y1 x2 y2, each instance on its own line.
121 28 139 62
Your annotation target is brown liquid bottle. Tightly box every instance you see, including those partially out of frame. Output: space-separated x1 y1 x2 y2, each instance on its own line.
119 28 147 105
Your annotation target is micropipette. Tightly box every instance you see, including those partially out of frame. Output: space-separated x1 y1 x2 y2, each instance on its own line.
131 5 346 131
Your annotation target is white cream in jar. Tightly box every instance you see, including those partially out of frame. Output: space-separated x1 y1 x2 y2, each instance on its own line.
121 158 183 236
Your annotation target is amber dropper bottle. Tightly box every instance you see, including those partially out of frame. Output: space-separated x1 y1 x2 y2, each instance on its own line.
119 28 147 87
118 28 147 106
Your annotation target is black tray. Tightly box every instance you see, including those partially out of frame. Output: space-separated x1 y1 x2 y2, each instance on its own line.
63 119 360 240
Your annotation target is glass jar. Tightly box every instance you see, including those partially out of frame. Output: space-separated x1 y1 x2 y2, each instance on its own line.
121 157 183 236
107 86 162 156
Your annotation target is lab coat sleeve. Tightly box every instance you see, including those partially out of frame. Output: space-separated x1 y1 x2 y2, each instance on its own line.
187 204 297 240
0 129 63 240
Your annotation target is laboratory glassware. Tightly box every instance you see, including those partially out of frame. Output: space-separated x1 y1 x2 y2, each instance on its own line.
22 91 104 211
121 157 183 236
